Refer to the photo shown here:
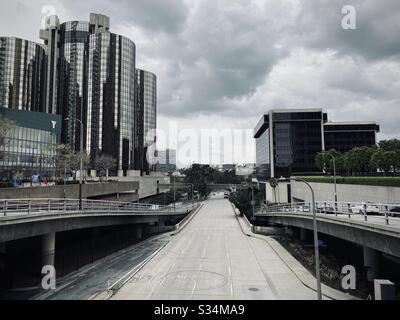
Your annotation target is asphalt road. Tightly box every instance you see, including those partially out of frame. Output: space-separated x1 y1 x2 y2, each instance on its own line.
112 192 319 300
33 233 170 300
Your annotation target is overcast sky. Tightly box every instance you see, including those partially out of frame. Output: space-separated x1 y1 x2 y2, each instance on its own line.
1 0 400 166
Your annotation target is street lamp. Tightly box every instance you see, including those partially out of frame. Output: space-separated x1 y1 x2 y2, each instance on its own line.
65 117 84 210
171 171 180 212
328 154 338 207
273 177 322 300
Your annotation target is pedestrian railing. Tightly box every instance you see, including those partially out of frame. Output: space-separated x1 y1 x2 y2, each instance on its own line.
255 201 400 226
0 198 198 218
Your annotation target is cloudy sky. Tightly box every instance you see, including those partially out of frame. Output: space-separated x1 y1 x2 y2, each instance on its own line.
1 0 400 167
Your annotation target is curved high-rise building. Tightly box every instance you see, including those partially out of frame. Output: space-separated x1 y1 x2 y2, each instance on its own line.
135 69 157 173
0 37 46 112
87 32 136 172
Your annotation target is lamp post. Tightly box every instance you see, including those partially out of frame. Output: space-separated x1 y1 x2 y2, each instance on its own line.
274 177 322 300
65 117 84 210
171 171 180 212
329 154 338 206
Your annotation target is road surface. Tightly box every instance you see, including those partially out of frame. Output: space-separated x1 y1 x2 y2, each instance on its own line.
113 192 320 300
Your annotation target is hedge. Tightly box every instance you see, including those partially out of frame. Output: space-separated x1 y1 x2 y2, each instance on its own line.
299 176 400 188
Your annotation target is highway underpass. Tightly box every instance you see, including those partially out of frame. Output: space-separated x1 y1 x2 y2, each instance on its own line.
111 192 353 300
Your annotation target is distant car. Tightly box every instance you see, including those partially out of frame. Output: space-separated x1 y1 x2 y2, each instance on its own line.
389 206 400 217
350 203 380 215
295 205 310 213
316 204 335 214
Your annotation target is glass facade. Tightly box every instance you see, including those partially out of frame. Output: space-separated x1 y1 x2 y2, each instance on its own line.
324 123 379 153
87 32 136 171
134 69 157 173
254 110 381 182
254 110 325 180
58 21 91 151
0 107 61 178
0 37 46 112
255 128 270 181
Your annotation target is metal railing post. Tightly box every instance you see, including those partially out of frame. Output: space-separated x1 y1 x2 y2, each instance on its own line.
363 203 367 221
4 200 7 217
348 203 351 219
28 200 31 214
64 199 67 212
385 205 389 225
48 199 51 213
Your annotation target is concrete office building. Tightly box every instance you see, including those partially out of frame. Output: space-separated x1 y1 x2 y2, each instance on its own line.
254 109 380 202
324 122 380 153
0 37 46 112
134 69 157 174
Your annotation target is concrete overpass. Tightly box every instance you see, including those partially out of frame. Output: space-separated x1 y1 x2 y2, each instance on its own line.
0 198 197 283
254 201 400 281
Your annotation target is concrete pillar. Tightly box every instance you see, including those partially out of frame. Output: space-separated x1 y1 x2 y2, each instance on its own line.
134 226 142 240
363 246 380 282
90 170 97 178
300 228 308 241
285 226 294 237
118 170 124 177
42 233 56 267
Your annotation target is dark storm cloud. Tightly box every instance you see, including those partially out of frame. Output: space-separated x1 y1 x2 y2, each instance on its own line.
296 0 400 61
0 0 399 143
65 0 189 34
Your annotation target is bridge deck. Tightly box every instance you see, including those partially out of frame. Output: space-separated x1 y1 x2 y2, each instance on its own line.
112 193 320 300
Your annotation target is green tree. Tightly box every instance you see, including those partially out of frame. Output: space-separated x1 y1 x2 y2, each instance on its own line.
95 154 117 179
315 149 345 174
343 146 376 174
378 139 400 152
370 149 396 175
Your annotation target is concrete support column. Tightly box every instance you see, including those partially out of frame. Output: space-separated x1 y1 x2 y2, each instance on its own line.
117 170 124 177
285 226 294 237
363 246 380 282
134 226 142 240
90 170 97 178
42 233 56 267
300 228 308 241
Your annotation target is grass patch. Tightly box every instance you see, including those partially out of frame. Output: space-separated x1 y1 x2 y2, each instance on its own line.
300 176 400 188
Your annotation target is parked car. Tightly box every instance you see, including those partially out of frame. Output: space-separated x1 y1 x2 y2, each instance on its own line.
295 205 310 213
316 204 335 214
350 202 380 215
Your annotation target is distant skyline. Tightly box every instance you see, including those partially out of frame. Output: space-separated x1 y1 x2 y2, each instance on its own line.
1 0 399 165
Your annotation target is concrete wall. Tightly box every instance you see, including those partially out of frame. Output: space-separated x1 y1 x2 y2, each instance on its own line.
0 181 139 200
265 182 289 203
117 175 170 199
290 181 400 204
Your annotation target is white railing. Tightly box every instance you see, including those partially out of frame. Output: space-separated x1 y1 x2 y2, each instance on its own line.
256 201 400 226
0 198 198 218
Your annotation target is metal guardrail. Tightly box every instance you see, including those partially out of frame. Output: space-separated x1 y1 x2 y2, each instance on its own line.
255 201 400 226
0 198 198 218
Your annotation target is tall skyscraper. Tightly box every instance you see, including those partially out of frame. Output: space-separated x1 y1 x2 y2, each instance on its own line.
135 69 157 174
87 32 136 173
0 13 157 176
0 37 46 112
